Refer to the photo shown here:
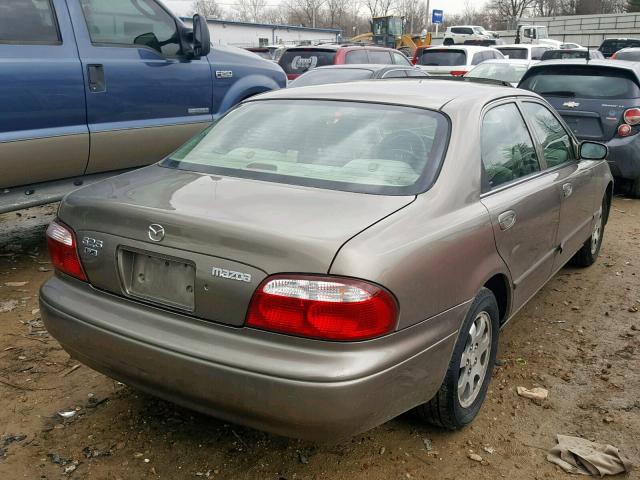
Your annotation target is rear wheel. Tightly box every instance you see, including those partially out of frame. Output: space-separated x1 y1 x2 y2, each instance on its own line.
416 288 499 429
571 197 606 267
443 38 454 46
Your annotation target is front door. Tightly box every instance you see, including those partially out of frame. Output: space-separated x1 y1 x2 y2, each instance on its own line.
521 101 597 271
66 0 213 174
479 102 561 310
0 0 88 188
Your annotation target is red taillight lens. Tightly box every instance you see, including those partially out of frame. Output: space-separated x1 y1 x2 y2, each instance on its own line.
450 70 466 76
411 54 417 65
46 221 87 281
623 108 640 125
286 73 298 80
246 275 398 341
618 123 633 137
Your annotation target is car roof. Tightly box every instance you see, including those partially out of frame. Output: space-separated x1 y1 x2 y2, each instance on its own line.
473 59 532 65
248 79 529 111
284 45 397 52
424 45 499 53
617 47 640 52
311 64 414 71
449 25 483 28
497 44 543 50
527 58 640 74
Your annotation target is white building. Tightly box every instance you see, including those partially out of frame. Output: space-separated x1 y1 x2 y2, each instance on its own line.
181 18 342 47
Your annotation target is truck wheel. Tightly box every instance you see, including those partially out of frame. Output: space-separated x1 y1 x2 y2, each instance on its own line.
416 288 499 429
571 197 606 267
443 38 454 46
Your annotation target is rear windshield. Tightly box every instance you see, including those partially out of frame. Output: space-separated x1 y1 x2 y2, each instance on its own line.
467 63 529 84
164 100 450 196
541 50 588 60
498 48 528 60
417 49 466 66
600 39 640 55
250 50 272 59
279 49 336 75
615 49 640 61
519 65 640 99
289 68 373 87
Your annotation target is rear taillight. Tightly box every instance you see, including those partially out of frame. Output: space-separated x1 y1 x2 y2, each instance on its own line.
450 70 466 76
286 73 298 81
623 108 640 125
246 275 398 341
618 123 633 137
411 53 418 65
46 221 87 281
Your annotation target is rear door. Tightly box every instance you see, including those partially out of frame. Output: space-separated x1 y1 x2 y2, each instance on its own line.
479 101 561 310
279 48 336 78
66 0 213 175
521 101 596 271
0 0 88 189
519 65 640 142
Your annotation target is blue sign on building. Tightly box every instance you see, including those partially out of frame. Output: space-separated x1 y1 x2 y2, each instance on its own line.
432 9 444 25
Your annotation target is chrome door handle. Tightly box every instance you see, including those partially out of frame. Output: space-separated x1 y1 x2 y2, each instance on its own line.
498 210 516 231
562 183 573 198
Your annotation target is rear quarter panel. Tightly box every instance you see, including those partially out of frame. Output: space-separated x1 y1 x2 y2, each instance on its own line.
330 99 511 330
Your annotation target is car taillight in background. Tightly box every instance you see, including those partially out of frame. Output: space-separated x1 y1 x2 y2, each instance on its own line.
246 275 398 341
617 107 640 137
450 70 467 76
46 221 87 281
411 52 418 65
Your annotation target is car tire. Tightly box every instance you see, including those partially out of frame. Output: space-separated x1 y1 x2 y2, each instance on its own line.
570 197 607 267
443 38 454 46
416 287 499 430
630 178 640 198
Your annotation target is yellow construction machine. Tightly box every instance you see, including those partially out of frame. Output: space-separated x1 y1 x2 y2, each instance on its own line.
351 15 431 57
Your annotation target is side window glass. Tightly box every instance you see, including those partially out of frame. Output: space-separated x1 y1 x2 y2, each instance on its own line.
368 50 393 64
381 69 407 78
482 103 541 190
465 28 474 35
80 0 179 56
392 52 410 65
345 50 369 64
522 102 575 168
452 28 461 34
472 52 485 65
0 0 60 44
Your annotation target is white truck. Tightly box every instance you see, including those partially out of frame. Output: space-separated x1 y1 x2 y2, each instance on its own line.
515 25 563 47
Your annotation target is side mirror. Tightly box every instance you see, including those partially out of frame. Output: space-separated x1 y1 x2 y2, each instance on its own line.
580 141 608 160
192 14 211 58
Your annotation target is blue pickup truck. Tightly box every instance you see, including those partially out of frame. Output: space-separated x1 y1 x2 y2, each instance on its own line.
0 0 286 213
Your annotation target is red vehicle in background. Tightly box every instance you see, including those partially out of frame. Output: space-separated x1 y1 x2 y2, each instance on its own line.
278 45 411 80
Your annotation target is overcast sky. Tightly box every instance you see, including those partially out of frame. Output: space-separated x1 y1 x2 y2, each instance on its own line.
162 0 488 20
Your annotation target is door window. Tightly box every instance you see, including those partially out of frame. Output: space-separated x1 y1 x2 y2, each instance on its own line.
0 0 60 44
345 49 369 64
80 0 179 56
472 51 487 65
392 51 411 65
522 102 575 168
381 69 408 78
482 103 541 190
368 50 393 64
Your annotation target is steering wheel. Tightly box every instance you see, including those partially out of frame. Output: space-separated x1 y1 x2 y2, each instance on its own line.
378 130 428 171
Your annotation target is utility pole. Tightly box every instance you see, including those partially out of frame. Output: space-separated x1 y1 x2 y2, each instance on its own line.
425 0 431 31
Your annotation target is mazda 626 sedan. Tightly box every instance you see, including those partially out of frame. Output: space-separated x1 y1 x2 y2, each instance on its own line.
40 80 612 441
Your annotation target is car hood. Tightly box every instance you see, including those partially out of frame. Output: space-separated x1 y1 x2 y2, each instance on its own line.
59 165 414 275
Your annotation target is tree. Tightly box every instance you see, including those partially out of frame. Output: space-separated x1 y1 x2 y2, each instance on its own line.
233 0 266 23
362 0 396 18
190 0 224 18
487 0 537 20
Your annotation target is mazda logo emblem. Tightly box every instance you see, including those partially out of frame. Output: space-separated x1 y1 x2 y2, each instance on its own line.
148 224 165 242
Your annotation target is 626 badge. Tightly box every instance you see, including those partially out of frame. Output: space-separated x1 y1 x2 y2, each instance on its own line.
82 236 103 257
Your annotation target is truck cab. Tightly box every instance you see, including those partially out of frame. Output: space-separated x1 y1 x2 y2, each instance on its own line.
515 25 563 48
0 0 286 213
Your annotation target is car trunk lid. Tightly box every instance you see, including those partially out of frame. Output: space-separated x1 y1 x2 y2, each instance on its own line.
60 166 414 326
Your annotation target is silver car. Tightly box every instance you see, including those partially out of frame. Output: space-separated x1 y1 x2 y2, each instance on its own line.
40 80 612 441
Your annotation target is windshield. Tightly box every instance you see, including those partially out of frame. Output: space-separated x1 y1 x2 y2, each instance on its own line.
417 49 466 66
467 63 529 84
388 17 403 36
519 66 640 99
542 50 588 60
474 27 488 35
164 100 450 195
289 68 373 87
279 49 336 75
498 47 528 59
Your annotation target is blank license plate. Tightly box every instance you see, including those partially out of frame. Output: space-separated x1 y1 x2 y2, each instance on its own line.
122 251 195 311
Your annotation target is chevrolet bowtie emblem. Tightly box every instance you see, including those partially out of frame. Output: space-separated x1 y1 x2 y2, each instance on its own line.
563 101 580 108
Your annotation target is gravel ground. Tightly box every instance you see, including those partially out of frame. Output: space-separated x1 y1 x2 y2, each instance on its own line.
0 198 638 480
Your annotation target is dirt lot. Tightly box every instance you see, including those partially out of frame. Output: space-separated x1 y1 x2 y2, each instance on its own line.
0 198 638 480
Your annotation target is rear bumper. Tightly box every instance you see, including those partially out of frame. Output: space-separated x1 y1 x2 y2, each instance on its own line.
605 135 640 180
40 275 461 441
